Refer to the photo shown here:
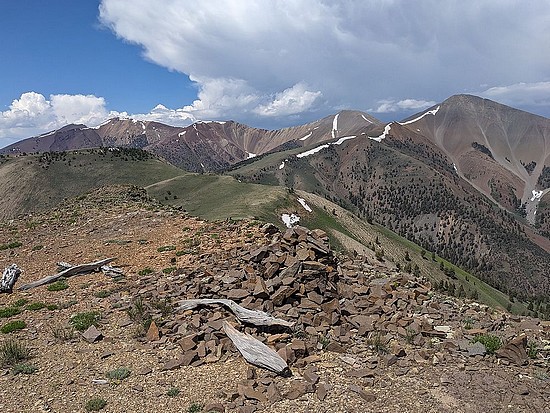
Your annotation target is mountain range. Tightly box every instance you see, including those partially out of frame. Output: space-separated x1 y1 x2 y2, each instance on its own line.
1 94 549 303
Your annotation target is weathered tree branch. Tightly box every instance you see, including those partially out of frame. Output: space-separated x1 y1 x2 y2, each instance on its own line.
178 298 294 328
223 321 290 376
1 264 22 293
18 258 116 291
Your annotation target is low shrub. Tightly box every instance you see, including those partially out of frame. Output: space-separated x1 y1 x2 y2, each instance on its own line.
472 334 502 354
106 367 131 380
0 339 30 365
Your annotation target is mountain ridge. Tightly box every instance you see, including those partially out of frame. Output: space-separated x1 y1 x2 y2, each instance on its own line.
1 94 549 301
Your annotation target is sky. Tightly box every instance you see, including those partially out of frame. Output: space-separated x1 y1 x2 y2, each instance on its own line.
1 0 550 147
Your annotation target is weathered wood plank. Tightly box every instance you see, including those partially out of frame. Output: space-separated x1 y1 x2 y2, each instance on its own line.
18 258 116 291
223 321 290 376
178 298 293 328
1 264 22 293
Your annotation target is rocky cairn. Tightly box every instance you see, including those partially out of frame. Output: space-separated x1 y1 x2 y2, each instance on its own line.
115 223 549 411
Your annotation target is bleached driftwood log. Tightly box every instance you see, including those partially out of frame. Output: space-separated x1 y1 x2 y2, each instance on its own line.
0 264 22 293
223 321 290 376
18 258 116 291
178 298 294 328
57 261 123 277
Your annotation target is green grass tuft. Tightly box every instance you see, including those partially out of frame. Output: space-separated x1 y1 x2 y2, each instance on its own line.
85 398 107 411
0 241 22 250
70 311 100 332
47 280 68 291
138 268 154 276
106 367 131 380
94 290 112 298
157 245 176 252
0 339 30 365
0 307 21 318
472 334 502 354
1 320 26 334
187 403 204 413
167 387 180 397
12 363 37 375
13 299 28 307
25 302 47 311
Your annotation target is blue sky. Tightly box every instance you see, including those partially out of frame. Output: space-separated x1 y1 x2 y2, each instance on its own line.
1 1 550 146
1 1 193 112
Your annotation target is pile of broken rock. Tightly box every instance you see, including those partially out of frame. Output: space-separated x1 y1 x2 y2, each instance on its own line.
117 224 549 411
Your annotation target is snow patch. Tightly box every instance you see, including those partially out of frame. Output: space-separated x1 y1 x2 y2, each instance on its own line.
398 106 440 126
334 135 356 145
296 144 330 158
281 213 300 228
178 131 187 137
37 130 55 137
296 135 357 159
279 160 285 169
247 152 257 159
369 123 392 142
453 163 458 172
297 198 312 212
531 190 543 201
361 114 373 124
300 131 313 141
198 120 226 125
332 114 339 139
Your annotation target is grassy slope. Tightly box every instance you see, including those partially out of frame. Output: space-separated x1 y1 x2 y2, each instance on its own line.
146 174 291 224
0 150 184 220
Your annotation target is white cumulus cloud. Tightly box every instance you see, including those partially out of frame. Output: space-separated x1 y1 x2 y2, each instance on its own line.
182 77 260 119
98 0 550 121
370 99 437 113
479 82 550 109
0 92 109 143
114 104 196 126
254 83 322 117
0 91 197 147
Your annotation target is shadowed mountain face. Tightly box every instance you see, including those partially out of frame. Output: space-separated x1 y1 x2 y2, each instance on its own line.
395 95 550 224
